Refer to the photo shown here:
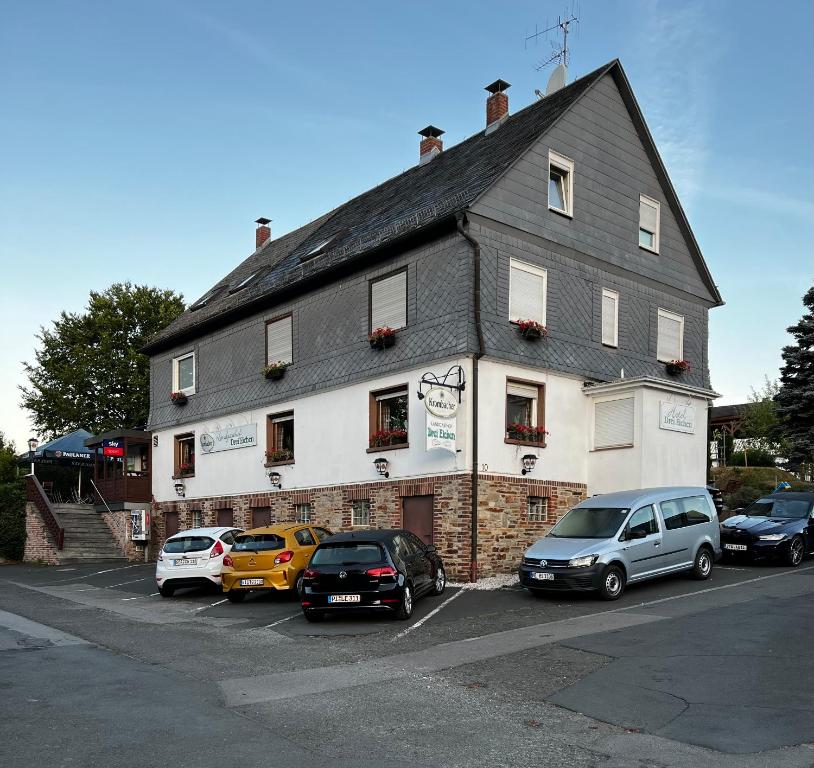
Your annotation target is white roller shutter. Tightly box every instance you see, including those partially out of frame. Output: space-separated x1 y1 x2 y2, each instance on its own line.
509 259 546 323
266 316 293 365
657 309 683 362
601 289 618 347
594 398 634 449
371 271 407 330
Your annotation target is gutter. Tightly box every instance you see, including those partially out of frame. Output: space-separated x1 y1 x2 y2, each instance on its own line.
455 212 484 583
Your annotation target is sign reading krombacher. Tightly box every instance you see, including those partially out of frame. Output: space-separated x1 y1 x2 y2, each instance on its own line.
424 387 457 453
200 423 258 453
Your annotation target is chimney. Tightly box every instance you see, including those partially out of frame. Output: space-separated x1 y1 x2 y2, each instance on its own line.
418 125 444 165
255 217 271 249
485 79 511 131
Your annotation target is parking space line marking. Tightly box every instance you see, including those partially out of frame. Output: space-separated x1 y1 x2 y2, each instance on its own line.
106 578 147 588
257 613 299 629
392 588 468 641
42 564 147 585
191 598 229 612
121 593 160 601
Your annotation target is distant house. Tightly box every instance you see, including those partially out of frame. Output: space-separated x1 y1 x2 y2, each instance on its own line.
143 60 722 579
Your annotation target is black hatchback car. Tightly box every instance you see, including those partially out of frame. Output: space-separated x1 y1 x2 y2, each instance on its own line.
300 529 446 622
720 492 814 566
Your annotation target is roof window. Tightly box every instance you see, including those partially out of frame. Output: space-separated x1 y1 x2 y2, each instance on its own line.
229 272 257 294
190 287 220 310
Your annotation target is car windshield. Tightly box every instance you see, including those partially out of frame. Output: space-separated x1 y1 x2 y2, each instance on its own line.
311 542 384 566
548 507 630 539
744 498 811 519
163 536 214 553
232 534 285 552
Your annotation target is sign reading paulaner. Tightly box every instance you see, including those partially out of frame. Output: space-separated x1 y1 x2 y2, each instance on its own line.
424 387 457 453
200 423 258 453
659 401 695 434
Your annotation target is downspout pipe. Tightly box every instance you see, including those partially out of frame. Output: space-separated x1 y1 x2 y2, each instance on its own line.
455 212 484 583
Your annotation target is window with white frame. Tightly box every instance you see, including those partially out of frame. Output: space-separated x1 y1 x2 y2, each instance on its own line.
594 397 635 449
172 352 195 395
509 259 547 325
657 308 684 362
295 503 311 524
352 500 371 527
601 288 619 347
191 510 203 528
528 496 548 523
548 150 574 216
266 315 293 365
639 194 660 252
370 270 407 331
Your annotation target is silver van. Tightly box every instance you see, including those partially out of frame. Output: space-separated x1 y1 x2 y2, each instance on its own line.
519 487 721 600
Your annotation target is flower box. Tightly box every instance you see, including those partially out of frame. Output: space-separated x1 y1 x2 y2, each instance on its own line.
506 423 549 444
178 462 194 477
263 362 289 380
369 327 397 350
170 392 188 406
665 359 691 376
516 319 548 340
265 449 294 464
369 428 408 448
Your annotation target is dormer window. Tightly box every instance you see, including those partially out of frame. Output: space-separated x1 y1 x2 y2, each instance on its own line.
548 150 574 217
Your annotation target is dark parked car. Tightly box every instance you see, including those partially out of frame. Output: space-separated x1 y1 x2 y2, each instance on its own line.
720 492 814 566
300 530 446 622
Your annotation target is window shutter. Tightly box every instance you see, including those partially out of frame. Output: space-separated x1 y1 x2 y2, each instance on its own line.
506 382 539 399
510 261 546 323
371 271 407 330
640 197 658 233
267 316 293 364
602 291 618 346
657 311 683 361
594 398 634 449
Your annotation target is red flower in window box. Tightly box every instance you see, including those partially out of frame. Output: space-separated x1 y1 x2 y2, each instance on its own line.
265 449 294 463
170 391 188 405
506 423 549 444
263 361 290 380
178 462 194 476
516 319 548 340
665 359 691 376
369 327 397 350
369 428 408 448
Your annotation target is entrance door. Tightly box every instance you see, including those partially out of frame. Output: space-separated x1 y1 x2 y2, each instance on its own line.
164 511 179 539
402 495 434 545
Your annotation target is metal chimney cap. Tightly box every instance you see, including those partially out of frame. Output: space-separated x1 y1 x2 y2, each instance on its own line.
418 125 445 139
255 217 271 226
485 79 511 94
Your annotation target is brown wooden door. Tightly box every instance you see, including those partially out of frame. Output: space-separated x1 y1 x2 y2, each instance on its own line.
164 511 179 539
402 495 434 545
251 507 272 529
216 508 234 527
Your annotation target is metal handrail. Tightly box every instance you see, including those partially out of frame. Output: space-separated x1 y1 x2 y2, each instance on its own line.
90 478 114 516
26 475 65 550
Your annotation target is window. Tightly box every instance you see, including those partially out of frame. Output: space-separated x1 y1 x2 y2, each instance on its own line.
639 194 660 252
660 496 713 529
548 150 574 216
601 289 619 347
593 398 634 449
230 272 257 293
369 386 409 447
219 530 236 545
657 309 684 362
266 411 294 463
509 259 547 325
352 500 371 527
295 503 312 524
163 536 214 553
190 287 219 310
505 380 545 444
528 497 549 523
234 532 284 551
172 352 195 395
627 505 659 537
370 270 407 331
191 510 202 529
217 509 234 528
266 315 293 366
251 507 272 529
294 528 316 546
174 433 195 477
313 527 333 541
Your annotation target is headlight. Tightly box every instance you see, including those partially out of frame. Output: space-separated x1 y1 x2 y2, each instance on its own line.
757 534 786 541
569 555 598 567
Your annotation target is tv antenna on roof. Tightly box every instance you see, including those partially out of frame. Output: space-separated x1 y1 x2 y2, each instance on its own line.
525 6 579 94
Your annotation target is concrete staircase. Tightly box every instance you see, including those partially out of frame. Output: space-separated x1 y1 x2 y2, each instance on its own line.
53 504 127 563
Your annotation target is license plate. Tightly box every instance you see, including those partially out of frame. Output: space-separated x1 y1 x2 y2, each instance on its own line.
723 543 747 551
532 572 554 581
240 578 264 586
328 594 360 603
174 558 197 566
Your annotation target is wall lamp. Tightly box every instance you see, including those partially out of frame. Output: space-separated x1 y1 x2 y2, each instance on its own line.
173 480 186 497
521 454 538 475
373 456 390 479
267 469 282 489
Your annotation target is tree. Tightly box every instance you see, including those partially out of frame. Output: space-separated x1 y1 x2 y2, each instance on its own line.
738 377 787 462
20 283 185 440
0 432 19 483
0 431 25 560
774 286 814 470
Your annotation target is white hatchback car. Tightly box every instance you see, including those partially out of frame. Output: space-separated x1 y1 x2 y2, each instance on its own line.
156 527 243 597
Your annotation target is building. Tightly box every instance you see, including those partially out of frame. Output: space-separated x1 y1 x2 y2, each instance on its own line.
142 60 722 580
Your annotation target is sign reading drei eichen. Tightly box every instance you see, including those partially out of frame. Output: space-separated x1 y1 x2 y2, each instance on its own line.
659 401 695 434
424 386 457 453
199 423 258 453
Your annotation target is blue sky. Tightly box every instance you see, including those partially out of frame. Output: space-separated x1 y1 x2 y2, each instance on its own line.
1 0 812 450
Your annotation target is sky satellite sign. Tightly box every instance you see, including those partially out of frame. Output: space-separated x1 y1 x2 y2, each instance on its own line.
102 439 125 457
424 387 457 453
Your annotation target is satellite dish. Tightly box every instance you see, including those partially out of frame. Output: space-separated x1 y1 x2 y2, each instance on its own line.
545 63 567 95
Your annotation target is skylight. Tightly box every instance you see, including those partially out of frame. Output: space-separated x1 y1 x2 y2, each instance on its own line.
301 232 342 261
230 272 257 293
190 287 220 310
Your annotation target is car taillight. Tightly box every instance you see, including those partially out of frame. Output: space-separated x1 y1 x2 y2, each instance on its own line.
303 568 319 579
223 554 234 568
274 550 294 565
366 566 397 578
210 540 224 558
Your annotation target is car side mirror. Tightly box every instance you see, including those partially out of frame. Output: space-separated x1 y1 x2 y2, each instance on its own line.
629 529 647 540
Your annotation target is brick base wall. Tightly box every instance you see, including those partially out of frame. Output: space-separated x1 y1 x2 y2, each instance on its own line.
101 510 146 562
23 502 59 565
153 472 586 581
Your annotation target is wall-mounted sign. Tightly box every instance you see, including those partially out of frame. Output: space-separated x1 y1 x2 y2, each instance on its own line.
102 439 125 457
426 415 457 453
659 401 695 434
423 387 458 419
199 423 257 453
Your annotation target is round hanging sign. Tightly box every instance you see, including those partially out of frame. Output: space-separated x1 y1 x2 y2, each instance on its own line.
423 387 458 419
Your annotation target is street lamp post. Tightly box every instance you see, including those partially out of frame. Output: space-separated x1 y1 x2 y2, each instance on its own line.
27 437 39 476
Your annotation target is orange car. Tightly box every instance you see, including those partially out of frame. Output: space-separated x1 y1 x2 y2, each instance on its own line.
221 523 333 602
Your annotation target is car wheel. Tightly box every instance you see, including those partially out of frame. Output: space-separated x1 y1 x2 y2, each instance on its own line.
294 571 305 599
430 566 446 596
396 584 414 620
304 610 324 623
691 546 713 580
786 536 805 567
598 565 625 601
226 590 246 603
159 584 175 598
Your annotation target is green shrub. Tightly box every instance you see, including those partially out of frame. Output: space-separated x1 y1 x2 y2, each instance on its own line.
0 479 26 560
724 485 763 512
729 448 778 467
